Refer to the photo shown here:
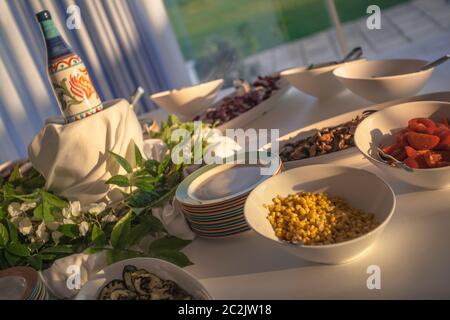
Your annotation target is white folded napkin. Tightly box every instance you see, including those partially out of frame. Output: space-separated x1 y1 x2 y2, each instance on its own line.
28 99 143 205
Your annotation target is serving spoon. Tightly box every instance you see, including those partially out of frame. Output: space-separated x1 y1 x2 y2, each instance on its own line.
307 46 363 70
419 54 450 71
377 146 414 172
371 54 450 78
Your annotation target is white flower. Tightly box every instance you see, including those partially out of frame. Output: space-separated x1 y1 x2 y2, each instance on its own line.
35 222 49 243
79 221 90 236
63 218 75 225
10 216 22 228
101 214 118 223
45 221 61 231
84 202 107 215
7 202 22 217
51 231 64 243
62 201 81 218
20 202 37 212
18 217 33 235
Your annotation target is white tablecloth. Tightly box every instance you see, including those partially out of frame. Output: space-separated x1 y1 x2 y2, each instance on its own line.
146 58 450 299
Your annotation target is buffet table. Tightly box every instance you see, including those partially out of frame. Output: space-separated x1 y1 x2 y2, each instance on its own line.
146 71 450 299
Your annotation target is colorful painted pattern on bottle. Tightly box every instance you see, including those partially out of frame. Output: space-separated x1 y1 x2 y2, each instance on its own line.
36 10 103 123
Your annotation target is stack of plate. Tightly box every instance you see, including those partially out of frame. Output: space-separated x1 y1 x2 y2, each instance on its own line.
0 266 49 300
176 155 282 238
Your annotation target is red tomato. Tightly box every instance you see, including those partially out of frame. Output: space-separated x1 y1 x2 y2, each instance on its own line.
408 118 436 134
396 129 409 146
382 143 400 155
436 130 450 150
424 151 443 168
404 156 428 169
404 146 417 158
407 131 440 150
436 150 450 162
391 148 407 161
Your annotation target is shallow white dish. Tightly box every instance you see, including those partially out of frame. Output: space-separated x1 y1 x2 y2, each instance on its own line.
354 100 450 189
244 164 396 264
150 79 223 120
333 59 434 103
177 153 281 206
217 79 290 131
281 59 366 100
76 258 212 300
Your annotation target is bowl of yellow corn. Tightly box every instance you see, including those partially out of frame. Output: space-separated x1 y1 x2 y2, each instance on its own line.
244 164 396 264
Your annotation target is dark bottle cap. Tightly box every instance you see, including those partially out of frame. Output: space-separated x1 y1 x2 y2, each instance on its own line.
36 10 51 22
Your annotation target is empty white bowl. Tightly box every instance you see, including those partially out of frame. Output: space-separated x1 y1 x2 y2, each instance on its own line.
280 59 366 100
244 164 396 264
354 100 450 189
150 79 223 120
76 257 212 300
333 59 433 103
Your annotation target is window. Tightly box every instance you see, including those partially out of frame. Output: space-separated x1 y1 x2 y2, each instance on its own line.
164 0 414 86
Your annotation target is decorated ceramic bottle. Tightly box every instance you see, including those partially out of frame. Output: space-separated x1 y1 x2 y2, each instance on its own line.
36 10 103 123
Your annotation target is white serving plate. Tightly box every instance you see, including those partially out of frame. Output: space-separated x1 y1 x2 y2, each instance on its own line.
215 78 291 132
266 91 450 170
76 258 212 300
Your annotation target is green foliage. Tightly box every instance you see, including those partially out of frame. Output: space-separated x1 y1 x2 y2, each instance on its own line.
0 121 198 271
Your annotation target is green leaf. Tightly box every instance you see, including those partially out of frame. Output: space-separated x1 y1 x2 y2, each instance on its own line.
0 223 9 247
91 224 106 246
27 255 43 270
152 250 193 268
33 204 44 220
134 143 143 167
41 191 68 208
0 250 9 269
58 224 79 239
6 220 18 244
105 175 130 187
40 254 57 261
84 246 107 255
144 159 159 173
110 210 132 249
42 201 54 222
149 236 191 254
4 250 21 266
127 215 164 246
41 244 73 254
0 207 5 220
148 185 178 208
6 243 30 257
29 241 44 253
134 177 156 193
8 165 22 183
105 248 144 265
109 151 132 174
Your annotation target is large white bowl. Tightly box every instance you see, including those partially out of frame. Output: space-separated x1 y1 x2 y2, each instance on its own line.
150 79 223 120
76 257 212 300
280 59 366 100
354 100 450 189
333 59 434 103
244 164 396 264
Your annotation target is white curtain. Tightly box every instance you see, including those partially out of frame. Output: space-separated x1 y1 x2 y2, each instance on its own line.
0 0 190 163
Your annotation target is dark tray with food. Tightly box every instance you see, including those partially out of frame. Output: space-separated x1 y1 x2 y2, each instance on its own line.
264 91 450 169
194 75 290 131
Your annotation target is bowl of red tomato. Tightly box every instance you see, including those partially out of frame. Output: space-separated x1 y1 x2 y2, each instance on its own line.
354 100 450 189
